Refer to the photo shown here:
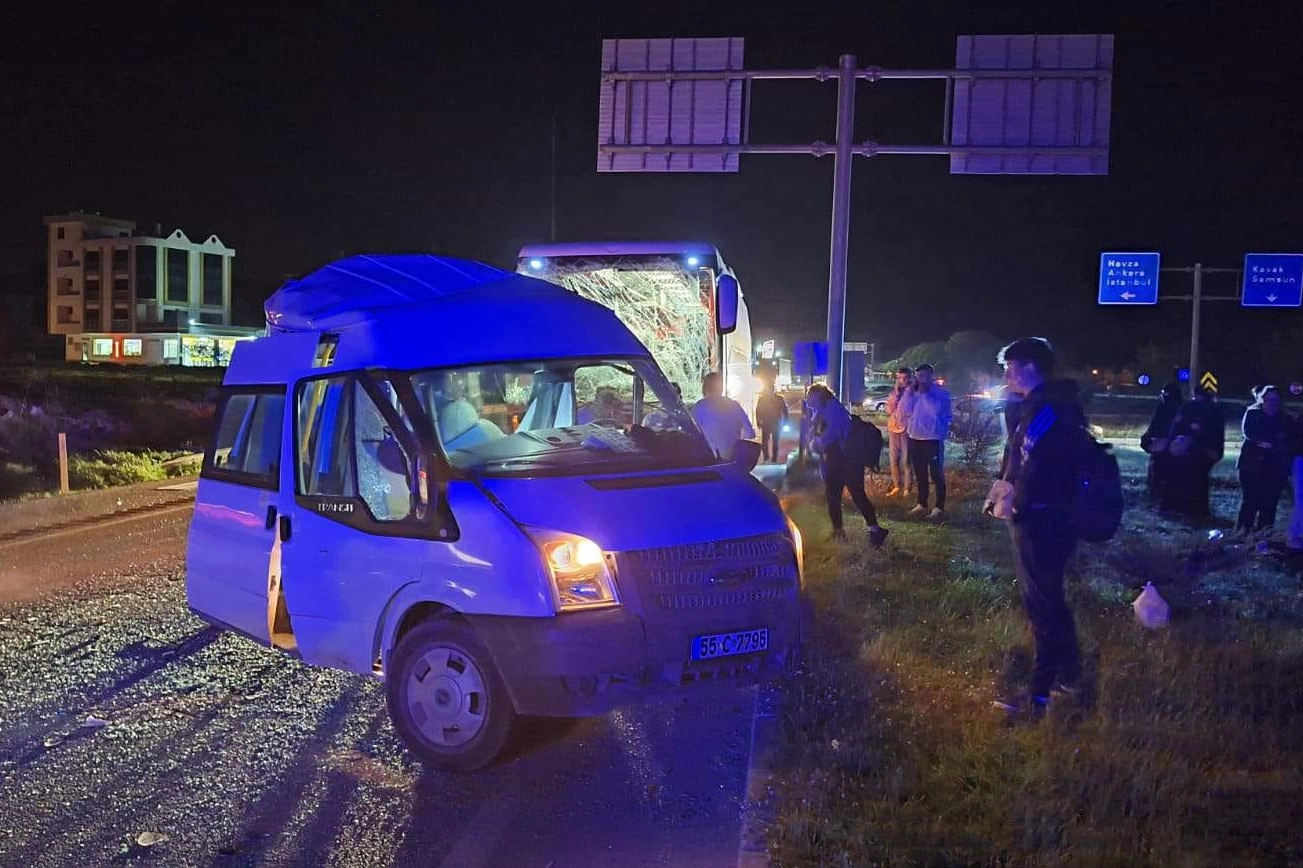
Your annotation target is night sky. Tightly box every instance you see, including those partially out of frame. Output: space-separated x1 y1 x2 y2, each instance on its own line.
3 0 1301 375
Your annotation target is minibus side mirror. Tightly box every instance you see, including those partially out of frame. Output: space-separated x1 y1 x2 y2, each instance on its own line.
733 439 762 472
716 274 740 336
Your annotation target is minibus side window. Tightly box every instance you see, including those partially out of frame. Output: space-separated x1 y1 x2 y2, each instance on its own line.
353 382 415 521
298 377 354 497
296 375 415 524
203 391 284 489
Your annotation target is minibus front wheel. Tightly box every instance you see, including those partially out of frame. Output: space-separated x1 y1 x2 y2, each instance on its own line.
385 619 518 772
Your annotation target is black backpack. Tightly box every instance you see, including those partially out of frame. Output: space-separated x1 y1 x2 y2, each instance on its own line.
847 414 885 471
1071 428 1124 542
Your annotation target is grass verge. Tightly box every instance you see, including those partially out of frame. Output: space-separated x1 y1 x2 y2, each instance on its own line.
767 448 1303 867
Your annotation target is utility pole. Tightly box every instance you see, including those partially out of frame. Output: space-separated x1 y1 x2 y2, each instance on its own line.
824 54 857 403
1158 262 1240 386
550 116 558 242
1189 262 1202 386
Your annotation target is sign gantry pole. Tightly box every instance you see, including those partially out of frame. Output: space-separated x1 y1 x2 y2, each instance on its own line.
597 36 1114 401
825 54 857 403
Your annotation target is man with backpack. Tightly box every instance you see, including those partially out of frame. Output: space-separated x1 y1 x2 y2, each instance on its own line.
806 384 889 549
991 337 1087 720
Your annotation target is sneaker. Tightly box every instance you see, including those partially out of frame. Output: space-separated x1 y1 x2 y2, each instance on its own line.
908 504 927 517
929 507 945 521
868 526 890 550
885 486 901 498
992 692 1049 723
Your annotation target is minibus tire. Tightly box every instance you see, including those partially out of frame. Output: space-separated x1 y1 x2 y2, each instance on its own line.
385 619 517 772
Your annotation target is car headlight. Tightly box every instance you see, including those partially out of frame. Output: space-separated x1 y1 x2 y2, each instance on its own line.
785 514 804 587
525 529 620 611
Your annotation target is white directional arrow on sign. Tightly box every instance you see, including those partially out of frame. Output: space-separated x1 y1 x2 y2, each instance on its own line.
1120 291 1136 300
1268 294 1279 303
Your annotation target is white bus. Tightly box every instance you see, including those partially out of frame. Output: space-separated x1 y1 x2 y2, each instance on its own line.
517 242 757 416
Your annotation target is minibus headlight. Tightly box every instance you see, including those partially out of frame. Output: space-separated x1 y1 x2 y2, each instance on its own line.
785 514 804 585
526 529 620 611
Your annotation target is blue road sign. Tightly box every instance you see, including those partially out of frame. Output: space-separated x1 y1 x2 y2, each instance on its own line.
1098 252 1160 305
1242 254 1303 308
1176 368 1190 383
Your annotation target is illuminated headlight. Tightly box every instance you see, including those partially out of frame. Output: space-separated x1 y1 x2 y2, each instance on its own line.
528 258 544 270
785 514 804 587
526 529 620 611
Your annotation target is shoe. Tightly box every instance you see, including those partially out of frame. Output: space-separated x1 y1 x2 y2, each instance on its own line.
885 486 901 498
868 526 890 550
928 507 945 521
908 504 927 517
992 692 1049 723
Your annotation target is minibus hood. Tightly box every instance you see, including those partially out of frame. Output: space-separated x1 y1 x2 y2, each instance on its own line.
480 468 786 551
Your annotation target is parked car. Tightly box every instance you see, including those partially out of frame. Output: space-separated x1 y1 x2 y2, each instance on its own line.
861 385 895 413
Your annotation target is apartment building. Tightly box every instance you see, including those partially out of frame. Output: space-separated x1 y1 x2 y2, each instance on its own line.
44 213 257 365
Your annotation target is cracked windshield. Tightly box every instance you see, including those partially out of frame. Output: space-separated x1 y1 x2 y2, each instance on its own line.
412 359 713 474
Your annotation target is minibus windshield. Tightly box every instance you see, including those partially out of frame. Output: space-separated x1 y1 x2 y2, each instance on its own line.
407 358 718 476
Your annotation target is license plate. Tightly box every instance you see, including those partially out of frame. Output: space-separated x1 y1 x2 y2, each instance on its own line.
691 627 769 661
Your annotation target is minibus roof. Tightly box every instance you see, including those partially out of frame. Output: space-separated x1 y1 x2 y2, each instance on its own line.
247 254 649 377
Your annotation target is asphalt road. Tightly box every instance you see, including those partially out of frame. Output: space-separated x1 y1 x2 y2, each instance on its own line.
0 500 761 867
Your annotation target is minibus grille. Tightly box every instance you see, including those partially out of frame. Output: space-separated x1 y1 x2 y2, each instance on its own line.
618 533 798 611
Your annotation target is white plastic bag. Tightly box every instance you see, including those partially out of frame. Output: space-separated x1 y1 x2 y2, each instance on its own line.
1133 582 1170 629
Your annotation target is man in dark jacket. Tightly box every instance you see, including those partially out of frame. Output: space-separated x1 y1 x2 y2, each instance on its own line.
755 383 789 463
1141 383 1184 503
993 337 1085 719
1161 386 1225 518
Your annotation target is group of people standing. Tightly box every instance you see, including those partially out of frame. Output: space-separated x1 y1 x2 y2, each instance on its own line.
884 364 952 519
803 363 953 548
1143 381 1303 547
809 337 1089 721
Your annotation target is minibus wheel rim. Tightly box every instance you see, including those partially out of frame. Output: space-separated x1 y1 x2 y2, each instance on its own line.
405 646 490 747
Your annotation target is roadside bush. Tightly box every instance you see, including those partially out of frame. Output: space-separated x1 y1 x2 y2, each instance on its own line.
67 450 200 490
951 403 1004 469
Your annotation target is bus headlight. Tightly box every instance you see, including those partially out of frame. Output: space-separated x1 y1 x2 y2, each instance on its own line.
526 529 620 611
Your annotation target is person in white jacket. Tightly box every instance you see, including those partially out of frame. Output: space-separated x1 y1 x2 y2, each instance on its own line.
900 363 952 520
692 372 755 460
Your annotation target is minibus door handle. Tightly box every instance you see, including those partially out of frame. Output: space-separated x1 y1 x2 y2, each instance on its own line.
264 505 277 530
279 515 292 543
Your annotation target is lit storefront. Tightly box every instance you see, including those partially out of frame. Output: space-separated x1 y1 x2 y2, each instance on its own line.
69 328 261 367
